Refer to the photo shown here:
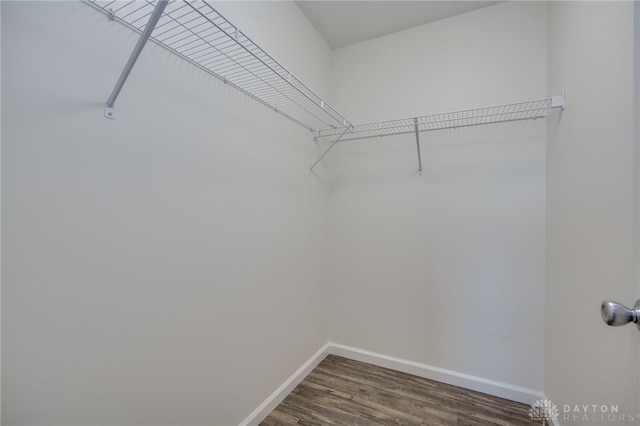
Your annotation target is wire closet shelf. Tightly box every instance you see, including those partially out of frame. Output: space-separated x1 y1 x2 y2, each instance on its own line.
87 0 564 172
86 0 353 133
314 95 566 143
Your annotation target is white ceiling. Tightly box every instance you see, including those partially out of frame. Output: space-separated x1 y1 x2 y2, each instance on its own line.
296 1 503 49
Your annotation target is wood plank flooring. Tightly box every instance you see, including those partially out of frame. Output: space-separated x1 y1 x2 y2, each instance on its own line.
260 355 539 425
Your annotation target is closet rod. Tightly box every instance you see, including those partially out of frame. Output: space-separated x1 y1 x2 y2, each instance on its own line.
104 0 169 119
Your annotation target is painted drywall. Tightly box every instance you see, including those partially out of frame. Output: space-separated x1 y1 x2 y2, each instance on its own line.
6 0 638 424
0 1 3 420
327 1 547 393
545 1 640 422
1 1 332 424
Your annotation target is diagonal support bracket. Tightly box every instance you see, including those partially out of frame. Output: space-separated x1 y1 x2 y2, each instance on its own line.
104 0 169 119
414 117 423 175
309 126 351 173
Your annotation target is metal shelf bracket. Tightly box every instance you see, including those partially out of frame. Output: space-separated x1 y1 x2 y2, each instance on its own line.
103 0 169 119
551 92 566 109
309 126 352 173
414 117 423 175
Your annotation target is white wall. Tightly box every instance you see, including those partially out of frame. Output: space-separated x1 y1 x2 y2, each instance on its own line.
1 2 332 424
327 1 547 393
0 1 3 420
546 1 639 421
7 1 638 424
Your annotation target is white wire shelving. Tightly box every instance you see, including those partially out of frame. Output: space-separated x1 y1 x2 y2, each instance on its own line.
309 93 565 174
310 94 565 172
86 0 353 132
86 0 565 173
314 95 565 143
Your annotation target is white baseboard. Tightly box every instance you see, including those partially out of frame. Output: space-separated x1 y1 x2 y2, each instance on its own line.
240 341 544 425
328 343 544 406
239 343 332 426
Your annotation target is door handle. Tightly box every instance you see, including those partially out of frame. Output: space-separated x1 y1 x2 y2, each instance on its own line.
601 300 640 330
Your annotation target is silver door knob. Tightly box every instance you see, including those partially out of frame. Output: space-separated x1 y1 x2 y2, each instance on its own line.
601 300 640 330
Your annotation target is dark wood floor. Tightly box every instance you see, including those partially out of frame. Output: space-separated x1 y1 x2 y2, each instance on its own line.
260 355 539 425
